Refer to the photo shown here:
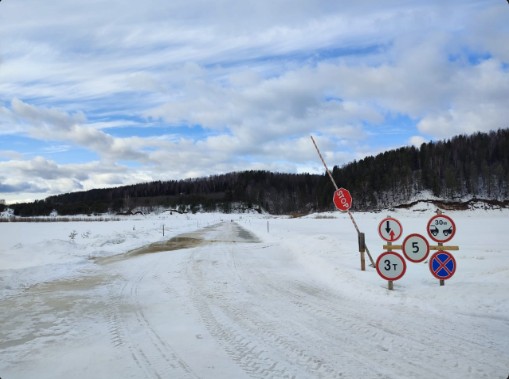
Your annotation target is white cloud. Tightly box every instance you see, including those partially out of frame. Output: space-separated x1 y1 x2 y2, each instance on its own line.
417 59 509 138
0 0 507 202
3 99 150 164
409 136 428 148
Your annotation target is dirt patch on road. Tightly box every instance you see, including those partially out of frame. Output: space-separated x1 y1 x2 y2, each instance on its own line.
0 273 116 351
129 235 204 256
95 233 204 265
233 224 259 242
95 222 259 265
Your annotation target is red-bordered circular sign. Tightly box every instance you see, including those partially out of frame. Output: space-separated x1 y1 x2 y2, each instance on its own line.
376 252 407 281
402 233 430 263
378 217 403 242
427 214 456 243
429 251 457 280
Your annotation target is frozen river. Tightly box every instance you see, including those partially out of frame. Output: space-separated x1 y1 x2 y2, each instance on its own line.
1 210 508 378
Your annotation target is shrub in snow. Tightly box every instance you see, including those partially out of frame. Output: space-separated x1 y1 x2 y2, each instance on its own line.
69 230 78 241
1 208 15 218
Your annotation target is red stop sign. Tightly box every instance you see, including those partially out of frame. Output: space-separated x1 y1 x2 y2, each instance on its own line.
333 187 352 212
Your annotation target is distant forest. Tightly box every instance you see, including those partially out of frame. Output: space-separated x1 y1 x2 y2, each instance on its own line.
3 129 509 216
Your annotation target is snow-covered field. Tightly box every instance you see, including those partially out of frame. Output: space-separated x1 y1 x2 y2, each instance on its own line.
1 208 508 379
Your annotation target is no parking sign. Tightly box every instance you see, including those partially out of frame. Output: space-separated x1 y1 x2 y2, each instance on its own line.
429 251 457 280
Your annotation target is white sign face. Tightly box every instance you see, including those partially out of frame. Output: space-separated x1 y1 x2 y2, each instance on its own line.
378 217 403 242
427 214 456 243
402 233 430 263
376 252 406 281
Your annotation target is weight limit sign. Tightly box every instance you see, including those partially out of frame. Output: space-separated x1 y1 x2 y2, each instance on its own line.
376 252 407 281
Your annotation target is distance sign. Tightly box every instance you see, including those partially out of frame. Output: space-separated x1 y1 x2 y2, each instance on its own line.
378 217 403 242
376 252 407 281
427 214 456 243
402 233 430 263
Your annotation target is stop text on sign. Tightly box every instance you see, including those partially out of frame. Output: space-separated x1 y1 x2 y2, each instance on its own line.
332 187 352 212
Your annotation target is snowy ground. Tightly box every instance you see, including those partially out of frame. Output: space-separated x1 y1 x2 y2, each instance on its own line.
1 208 508 379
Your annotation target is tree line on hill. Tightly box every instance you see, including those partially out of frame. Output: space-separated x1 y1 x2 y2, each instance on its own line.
2 129 508 216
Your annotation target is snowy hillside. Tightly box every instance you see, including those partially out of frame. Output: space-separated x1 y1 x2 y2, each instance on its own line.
1 210 508 379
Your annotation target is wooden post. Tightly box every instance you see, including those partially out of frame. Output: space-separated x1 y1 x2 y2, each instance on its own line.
358 232 366 271
438 241 444 286
387 240 394 290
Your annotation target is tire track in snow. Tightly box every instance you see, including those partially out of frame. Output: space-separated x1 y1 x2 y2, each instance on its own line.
107 267 200 379
249 260 506 379
183 230 352 379
189 227 469 378
213 248 363 378
185 249 297 378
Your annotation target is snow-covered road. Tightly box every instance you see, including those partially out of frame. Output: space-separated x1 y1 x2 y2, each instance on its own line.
1 212 509 378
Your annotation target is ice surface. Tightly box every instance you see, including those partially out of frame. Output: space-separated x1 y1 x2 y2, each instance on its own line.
1 210 508 378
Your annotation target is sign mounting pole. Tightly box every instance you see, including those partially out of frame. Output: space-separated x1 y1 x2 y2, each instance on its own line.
310 136 376 267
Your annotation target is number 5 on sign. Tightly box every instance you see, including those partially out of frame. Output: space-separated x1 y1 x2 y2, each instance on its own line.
402 233 430 263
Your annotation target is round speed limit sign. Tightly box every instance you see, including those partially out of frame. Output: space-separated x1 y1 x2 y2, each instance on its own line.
402 233 430 263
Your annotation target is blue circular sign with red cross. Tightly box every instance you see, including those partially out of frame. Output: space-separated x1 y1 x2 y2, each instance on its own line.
429 251 457 280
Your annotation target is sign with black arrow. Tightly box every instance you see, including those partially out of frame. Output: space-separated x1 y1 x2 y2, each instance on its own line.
378 216 403 242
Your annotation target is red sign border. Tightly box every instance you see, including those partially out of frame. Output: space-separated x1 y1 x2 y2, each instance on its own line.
376 251 407 281
429 251 457 280
332 187 352 212
377 217 403 242
402 233 430 263
427 214 456 243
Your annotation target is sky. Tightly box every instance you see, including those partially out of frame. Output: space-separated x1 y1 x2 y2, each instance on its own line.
0 1 508 204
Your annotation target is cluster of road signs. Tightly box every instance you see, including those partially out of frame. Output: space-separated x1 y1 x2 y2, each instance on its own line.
376 213 458 287
328 183 459 288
